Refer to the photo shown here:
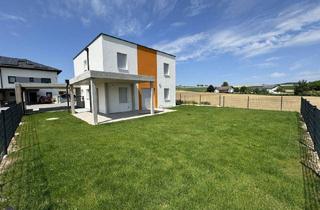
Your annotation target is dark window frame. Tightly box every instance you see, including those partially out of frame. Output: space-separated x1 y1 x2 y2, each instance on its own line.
8 76 16 84
41 78 51 83
29 77 34 82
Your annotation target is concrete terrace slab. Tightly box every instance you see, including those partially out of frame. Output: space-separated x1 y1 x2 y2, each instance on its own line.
73 109 175 125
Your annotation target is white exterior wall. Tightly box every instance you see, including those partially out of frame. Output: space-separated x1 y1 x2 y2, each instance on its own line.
73 51 88 76
73 36 104 76
80 82 139 114
1 67 58 89
157 52 176 108
0 67 60 102
102 36 138 75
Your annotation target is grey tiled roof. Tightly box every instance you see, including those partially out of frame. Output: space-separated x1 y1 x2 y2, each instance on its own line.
0 56 61 74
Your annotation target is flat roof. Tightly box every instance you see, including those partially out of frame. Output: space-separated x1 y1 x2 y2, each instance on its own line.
73 33 176 60
70 70 154 85
16 83 67 89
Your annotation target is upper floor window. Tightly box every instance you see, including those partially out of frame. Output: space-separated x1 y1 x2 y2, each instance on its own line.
83 60 88 71
29 77 34 82
41 78 51 83
164 63 169 76
8 76 16 84
117 52 128 71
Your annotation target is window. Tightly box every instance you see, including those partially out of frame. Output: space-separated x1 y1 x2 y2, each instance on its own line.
117 53 128 71
164 63 169 76
46 92 52 98
9 92 15 97
41 78 51 83
164 88 170 101
29 77 34 82
83 60 87 71
8 76 16 84
119 87 128 103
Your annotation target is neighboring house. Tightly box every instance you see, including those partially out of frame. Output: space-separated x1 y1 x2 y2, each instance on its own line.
70 33 176 118
215 86 234 93
0 56 61 105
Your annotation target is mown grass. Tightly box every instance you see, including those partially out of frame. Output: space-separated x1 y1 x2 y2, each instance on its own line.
0 106 309 209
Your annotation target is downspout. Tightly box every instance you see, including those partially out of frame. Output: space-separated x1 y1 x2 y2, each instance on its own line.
0 67 3 89
85 48 90 71
85 48 92 111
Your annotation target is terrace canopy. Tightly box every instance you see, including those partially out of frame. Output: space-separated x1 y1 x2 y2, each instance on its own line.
69 70 155 125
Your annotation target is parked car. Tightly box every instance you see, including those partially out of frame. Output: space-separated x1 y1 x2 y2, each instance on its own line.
38 96 52 104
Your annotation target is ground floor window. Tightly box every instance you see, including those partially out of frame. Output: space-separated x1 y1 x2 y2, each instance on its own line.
46 92 52 98
119 87 128 103
164 88 170 101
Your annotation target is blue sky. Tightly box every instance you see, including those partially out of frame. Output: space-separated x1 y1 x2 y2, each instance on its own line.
1 0 320 86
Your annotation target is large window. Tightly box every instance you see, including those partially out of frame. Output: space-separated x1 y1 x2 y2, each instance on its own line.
8 76 16 84
41 78 51 83
164 63 169 76
164 88 170 101
119 87 128 103
117 53 128 71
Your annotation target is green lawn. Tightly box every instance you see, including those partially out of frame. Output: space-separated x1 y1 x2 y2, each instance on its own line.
0 106 312 209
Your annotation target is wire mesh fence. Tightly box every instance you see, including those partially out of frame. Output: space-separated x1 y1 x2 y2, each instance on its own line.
301 98 320 157
0 103 23 159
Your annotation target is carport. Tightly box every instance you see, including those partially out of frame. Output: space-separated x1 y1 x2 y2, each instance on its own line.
15 83 68 113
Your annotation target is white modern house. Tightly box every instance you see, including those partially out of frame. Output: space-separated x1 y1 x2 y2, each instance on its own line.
70 33 176 125
0 56 61 106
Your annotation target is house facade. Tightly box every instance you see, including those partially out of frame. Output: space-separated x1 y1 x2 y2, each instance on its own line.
71 33 176 118
215 86 234 93
0 56 61 105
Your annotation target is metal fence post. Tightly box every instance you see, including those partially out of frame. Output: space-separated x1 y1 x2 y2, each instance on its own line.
223 96 225 107
1 110 7 155
280 96 283 111
219 95 221 106
247 96 250 109
199 95 201 105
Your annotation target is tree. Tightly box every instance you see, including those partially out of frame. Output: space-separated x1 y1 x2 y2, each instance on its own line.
233 87 240 92
294 80 309 96
207 85 215 92
240 86 248 94
276 86 285 93
308 80 320 91
222 81 229 87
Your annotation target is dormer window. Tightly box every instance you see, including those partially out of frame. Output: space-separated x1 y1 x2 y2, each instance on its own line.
117 52 128 71
164 63 169 76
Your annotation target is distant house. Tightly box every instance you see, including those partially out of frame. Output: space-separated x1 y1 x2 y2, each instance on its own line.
0 56 61 105
215 86 234 93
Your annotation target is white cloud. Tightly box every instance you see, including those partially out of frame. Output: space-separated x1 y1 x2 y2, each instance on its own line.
171 22 186 27
270 72 286 78
265 57 280 62
39 0 177 36
0 12 26 22
154 2 320 61
90 0 107 16
80 17 90 26
185 0 213 16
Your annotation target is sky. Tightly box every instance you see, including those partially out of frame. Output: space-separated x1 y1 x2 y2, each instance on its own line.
1 0 320 86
